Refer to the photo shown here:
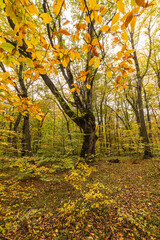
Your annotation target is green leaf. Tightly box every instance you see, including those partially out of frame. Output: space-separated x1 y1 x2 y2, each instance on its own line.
0 42 15 52
0 0 5 9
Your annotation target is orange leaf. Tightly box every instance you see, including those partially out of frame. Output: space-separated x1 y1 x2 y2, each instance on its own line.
59 28 71 35
86 33 91 43
135 0 146 7
116 76 122 83
121 12 133 30
63 20 70 26
122 71 127 78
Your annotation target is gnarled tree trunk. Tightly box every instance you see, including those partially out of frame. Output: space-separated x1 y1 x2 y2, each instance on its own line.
79 112 98 161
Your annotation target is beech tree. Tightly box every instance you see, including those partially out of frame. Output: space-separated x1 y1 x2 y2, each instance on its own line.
0 0 153 160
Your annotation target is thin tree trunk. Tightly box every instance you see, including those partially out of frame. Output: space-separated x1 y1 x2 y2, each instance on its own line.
12 112 22 155
130 32 152 158
21 113 32 156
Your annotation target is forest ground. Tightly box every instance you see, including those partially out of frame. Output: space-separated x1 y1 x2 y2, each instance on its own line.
0 155 160 240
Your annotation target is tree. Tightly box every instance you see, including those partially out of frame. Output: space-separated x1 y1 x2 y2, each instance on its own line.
0 0 153 160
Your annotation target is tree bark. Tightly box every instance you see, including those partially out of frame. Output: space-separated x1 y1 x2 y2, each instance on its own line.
80 112 97 161
21 113 32 157
130 32 152 158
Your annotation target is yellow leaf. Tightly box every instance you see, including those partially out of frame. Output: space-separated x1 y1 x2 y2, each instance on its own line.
21 0 29 6
26 58 34 67
26 22 37 32
132 6 140 14
72 31 79 41
94 4 100 11
117 0 125 13
76 88 80 93
130 16 137 31
36 114 42 121
117 51 123 59
121 43 127 52
82 44 91 54
31 36 39 46
100 25 110 32
111 12 120 26
98 14 102 24
70 88 76 93
86 16 90 23
94 57 100 68
88 0 96 9
53 3 60 16
92 38 98 46
70 51 75 61
100 6 108 15
25 39 33 48
40 13 52 24
81 76 87 82
75 52 81 59
89 57 95 66
111 25 119 32
36 52 43 61
86 83 91 89
123 84 128 89
1 72 10 80
18 56 25 62
106 71 112 78
125 49 136 54
62 55 70 68
24 69 33 79
121 31 128 41
37 66 46 75
131 0 137 6
27 3 39 16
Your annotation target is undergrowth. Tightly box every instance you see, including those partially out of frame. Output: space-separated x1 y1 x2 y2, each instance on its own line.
0 155 159 239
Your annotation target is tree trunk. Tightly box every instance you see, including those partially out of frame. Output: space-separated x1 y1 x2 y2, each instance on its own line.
80 113 97 161
137 80 152 158
130 32 152 158
21 113 32 156
12 112 22 155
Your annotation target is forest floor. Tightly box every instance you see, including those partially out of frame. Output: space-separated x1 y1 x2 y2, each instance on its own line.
0 155 160 240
